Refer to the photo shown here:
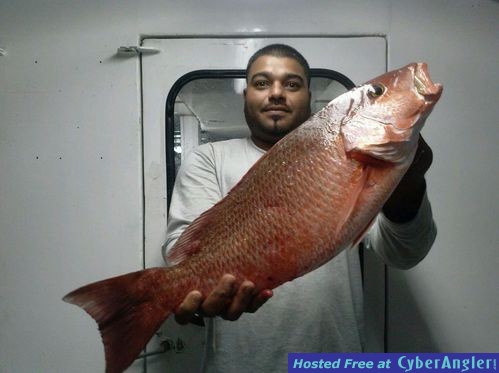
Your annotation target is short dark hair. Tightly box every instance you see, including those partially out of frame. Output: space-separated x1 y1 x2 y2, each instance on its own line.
246 44 311 87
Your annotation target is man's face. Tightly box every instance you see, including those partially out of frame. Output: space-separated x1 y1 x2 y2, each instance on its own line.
244 55 311 149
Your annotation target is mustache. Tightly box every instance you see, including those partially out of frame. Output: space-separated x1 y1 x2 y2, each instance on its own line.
262 105 291 112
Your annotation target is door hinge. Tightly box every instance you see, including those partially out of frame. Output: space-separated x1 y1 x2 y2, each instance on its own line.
136 338 185 360
117 46 160 57
0 48 6 56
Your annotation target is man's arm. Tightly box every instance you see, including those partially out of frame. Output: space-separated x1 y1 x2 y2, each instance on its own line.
367 136 437 269
382 136 433 223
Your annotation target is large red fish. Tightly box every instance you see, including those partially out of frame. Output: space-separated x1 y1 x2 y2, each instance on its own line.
63 63 442 373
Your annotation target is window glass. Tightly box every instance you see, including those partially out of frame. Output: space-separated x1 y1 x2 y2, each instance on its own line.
171 72 353 176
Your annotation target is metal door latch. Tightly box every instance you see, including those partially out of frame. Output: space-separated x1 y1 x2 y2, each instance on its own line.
0 48 6 56
117 46 160 56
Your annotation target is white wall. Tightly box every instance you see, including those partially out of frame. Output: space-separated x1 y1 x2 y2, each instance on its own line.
387 1 499 351
0 2 146 372
0 1 497 371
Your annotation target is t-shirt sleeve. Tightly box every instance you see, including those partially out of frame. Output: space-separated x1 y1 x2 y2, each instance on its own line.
364 191 437 269
162 144 222 263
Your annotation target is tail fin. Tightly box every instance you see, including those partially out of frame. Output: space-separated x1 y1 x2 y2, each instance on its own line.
63 267 175 373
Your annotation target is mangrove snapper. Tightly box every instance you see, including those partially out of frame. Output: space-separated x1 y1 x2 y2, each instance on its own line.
63 63 443 373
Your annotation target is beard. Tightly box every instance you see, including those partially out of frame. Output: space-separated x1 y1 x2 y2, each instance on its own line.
244 103 310 142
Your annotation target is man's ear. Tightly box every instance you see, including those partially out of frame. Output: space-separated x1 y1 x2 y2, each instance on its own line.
243 88 247 98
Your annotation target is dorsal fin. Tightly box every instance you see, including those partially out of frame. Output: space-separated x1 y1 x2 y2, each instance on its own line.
166 210 213 265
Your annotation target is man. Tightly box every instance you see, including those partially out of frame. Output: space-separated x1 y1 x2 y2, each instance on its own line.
164 44 436 372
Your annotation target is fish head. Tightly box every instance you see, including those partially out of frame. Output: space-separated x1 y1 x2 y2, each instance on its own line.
366 62 443 129
340 63 443 164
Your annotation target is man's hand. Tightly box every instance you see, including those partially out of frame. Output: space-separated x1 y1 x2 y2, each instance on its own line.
382 135 433 223
174 274 273 326
403 135 433 181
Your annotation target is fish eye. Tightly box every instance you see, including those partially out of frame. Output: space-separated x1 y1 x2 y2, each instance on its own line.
367 83 386 98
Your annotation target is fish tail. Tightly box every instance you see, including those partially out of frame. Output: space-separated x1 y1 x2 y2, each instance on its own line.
63 267 177 373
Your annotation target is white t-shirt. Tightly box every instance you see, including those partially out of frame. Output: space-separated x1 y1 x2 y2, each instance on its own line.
165 137 436 373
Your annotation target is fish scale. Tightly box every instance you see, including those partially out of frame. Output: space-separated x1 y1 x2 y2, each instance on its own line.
63 63 442 373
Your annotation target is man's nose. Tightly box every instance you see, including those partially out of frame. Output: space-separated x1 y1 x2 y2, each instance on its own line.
269 82 285 101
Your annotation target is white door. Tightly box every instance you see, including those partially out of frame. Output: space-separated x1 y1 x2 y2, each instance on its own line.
141 37 386 372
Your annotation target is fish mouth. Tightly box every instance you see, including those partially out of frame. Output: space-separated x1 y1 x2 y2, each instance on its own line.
414 63 443 102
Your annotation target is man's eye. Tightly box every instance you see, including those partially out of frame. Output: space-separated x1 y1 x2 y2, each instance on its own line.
254 80 269 88
285 81 301 90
